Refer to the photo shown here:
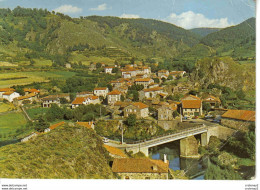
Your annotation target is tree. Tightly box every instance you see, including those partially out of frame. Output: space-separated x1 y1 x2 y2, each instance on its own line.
60 97 68 104
167 75 173 80
45 104 64 122
203 102 211 113
34 116 49 132
126 114 136 127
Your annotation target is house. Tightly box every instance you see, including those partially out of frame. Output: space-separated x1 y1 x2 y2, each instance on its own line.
158 70 169 78
124 102 149 118
134 78 154 88
104 66 114 74
107 90 121 105
77 121 95 130
203 95 222 109
139 87 163 100
44 121 65 133
142 66 151 75
94 87 109 98
157 103 178 120
169 71 186 78
76 91 93 97
121 68 138 77
0 88 15 98
221 109 255 131
71 95 100 108
104 145 127 158
24 88 40 96
112 157 169 179
181 95 202 117
122 72 131 79
13 93 38 106
42 96 60 108
2 91 20 102
89 62 97 71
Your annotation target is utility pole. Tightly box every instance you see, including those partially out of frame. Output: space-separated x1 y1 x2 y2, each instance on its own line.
121 121 124 144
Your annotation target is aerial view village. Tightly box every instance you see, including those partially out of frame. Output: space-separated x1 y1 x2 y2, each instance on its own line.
0 0 256 184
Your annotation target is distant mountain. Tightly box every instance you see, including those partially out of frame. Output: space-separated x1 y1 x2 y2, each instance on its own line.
189 28 221 37
200 17 256 58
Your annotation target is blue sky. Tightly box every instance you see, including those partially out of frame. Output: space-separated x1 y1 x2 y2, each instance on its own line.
0 0 255 29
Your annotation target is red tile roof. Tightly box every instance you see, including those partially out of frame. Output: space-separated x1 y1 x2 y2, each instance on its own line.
132 102 149 109
108 90 121 95
182 100 202 109
3 91 15 95
203 95 221 102
181 94 201 101
222 109 255 122
49 121 65 130
77 122 94 129
143 87 163 92
24 88 40 93
0 88 15 92
104 145 127 158
135 78 152 82
112 158 169 173
94 87 107 91
72 97 85 105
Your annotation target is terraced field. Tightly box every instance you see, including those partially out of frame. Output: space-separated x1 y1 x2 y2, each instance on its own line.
0 71 76 88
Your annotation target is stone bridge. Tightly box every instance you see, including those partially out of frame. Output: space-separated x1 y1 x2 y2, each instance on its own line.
109 124 218 157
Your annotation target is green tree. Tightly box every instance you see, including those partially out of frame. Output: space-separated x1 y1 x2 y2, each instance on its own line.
203 102 211 113
34 116 49 132
126 114 136 127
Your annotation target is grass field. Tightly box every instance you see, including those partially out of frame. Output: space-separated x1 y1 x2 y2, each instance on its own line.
0 71 76 88
0 111 27 140
0 102 16 112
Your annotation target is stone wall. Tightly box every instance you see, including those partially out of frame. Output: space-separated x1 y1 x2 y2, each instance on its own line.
157 119 179 130
221 118 254 131
180 136 199 158
117 172 168 179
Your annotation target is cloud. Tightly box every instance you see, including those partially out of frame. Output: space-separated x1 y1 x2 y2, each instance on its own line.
89 3 107 11
165 11 234 29
120 14 140 19
54 5 82 14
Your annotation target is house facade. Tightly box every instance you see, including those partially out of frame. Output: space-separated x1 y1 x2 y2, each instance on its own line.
134 78 154 88
112 158 169 180
203 95 222 109
2 91 20 102
139 87 163 100
104 66 114 74
157 103 177 120
94 87 109 98
107 90 121 105
124 102 149 118
181 95 202 117
42 97 60 108
71 95 100 108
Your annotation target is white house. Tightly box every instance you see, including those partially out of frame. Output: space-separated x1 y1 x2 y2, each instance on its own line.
104 66 114 74
94 87 109 98
2 91 20 102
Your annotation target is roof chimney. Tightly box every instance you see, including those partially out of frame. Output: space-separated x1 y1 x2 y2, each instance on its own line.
163 154 167 163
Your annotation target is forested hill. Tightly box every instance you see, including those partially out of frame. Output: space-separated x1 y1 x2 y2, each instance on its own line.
0 7 256 66
200 17 255 58
189 28 221 37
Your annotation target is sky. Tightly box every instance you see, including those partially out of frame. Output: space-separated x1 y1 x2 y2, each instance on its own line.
0 0 256 29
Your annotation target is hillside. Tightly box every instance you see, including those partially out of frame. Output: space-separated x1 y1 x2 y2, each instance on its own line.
0 125 115 179
200 18 255 58
190 28 221 37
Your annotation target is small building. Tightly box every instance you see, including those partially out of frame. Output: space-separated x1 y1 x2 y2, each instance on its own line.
112 158 169 179
104 66 114 74
2 91 20 102
104 145 127 158
107 90 121 105
71 95 100 108
122 72 131 79
76 121 95 130
203 95 222 109
42 97 60 108
134 78 154 88
24 88 40 96
44 121 65 133
13 93 38 106
158 70 169 78
0 88 15 98
157 103 178 120
181 95 202 117
139 87 163 100
169 71 186 78
124 102 149 118
221 109 255 131
94 87 109 98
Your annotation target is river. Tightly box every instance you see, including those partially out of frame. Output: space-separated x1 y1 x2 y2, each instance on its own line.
149 141 209 180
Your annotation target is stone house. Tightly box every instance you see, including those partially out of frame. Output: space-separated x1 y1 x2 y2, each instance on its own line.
124 102 149 118
139 87 163 100
107 90 121 105
221 109 255 131
112 158 169 179
121 68 138 77
169 71 186 78
71 95 100 108
13 93 38 106
157 103 178 120
134 78 154 88
158 70 169 78
42 96 60 108
2 91 20 102
203 95 222 109
94 87 109 98
181 95 202 117
104 66 114 74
